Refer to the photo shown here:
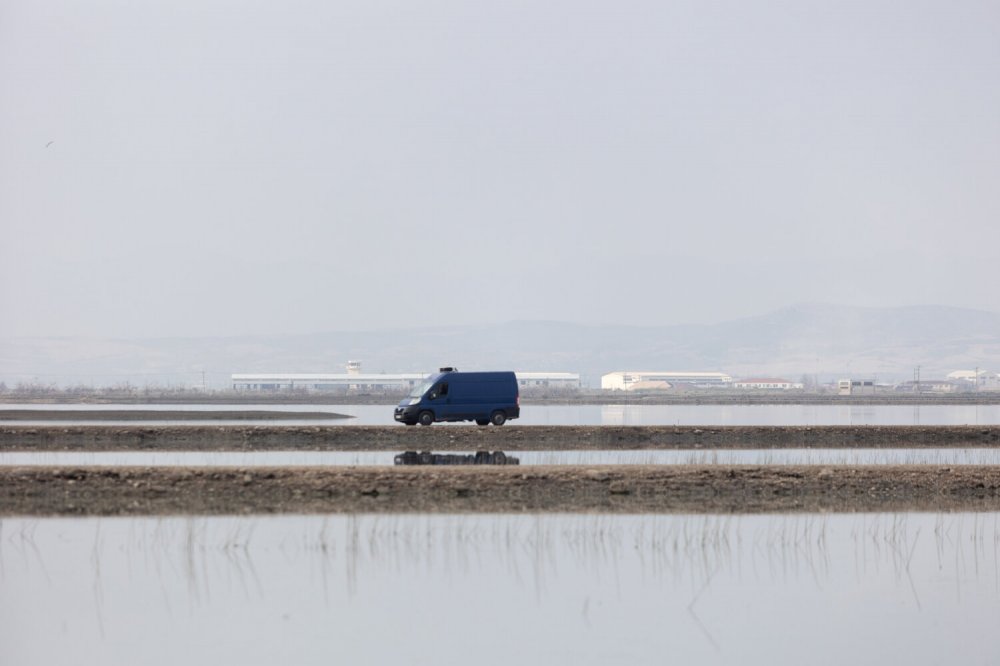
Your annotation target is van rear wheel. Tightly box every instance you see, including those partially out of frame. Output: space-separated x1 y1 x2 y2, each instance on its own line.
418 411 434 426
490 411 506 426
475 419 489 426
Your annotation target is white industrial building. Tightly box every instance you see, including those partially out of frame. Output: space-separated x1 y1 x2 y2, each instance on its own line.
947 370 999 389
601 371 733 391
733 378 803 390
515 372 580 389
233 363 580 392
231 372 427 392
838 379 876 395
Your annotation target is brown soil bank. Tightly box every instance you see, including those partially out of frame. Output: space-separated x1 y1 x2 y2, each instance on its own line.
2 425 998 451
3 465 1000 516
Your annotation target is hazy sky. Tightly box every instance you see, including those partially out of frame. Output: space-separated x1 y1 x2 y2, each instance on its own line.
2 0 998 338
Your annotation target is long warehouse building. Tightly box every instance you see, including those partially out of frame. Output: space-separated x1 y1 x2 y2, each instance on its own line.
232 371 581 391
601 371 733 390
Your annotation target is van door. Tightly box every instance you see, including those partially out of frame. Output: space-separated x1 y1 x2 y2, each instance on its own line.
427 380 454 420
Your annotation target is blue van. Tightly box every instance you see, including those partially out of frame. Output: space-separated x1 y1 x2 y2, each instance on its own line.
394 368 520 426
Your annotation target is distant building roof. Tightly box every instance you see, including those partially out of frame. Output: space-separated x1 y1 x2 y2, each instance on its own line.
947 370 995 380
629 380 672 390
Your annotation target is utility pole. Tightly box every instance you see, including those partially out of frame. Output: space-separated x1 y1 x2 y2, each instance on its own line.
914 365 921 394
201 370 206 392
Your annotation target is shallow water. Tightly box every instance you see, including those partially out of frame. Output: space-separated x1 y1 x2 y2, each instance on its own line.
1 512 998 665
4 448 1000 467
4 403 1000 425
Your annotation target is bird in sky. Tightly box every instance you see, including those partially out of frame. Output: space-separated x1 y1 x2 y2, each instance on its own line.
45 141 54 148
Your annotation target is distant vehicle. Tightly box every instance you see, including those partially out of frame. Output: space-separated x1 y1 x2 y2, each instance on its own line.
394 368 520 426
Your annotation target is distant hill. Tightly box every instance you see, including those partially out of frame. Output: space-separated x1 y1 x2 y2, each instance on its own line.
2 304 999 388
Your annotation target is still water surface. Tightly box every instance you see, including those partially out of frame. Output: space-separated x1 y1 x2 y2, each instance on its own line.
4 403 1000 425
1 512 997 665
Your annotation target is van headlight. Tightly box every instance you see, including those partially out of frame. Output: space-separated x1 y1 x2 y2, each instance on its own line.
408 397 421 405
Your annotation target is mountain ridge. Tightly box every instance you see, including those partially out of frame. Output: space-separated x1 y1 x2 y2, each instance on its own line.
2 303 999 387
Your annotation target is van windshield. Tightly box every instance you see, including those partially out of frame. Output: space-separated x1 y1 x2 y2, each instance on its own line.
408 380 435 398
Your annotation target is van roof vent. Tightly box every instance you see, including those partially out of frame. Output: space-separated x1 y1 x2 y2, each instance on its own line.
439 367 457 372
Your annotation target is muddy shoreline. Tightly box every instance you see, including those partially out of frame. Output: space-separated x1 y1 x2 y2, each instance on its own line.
2 424 998 451
7 425 999 517
3 464 1000 516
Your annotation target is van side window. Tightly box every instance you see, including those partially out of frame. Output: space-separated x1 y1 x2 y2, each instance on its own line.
429 383 448 400
439 383 449 396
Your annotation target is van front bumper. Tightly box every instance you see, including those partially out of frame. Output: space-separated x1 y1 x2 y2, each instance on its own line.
394 406 418 422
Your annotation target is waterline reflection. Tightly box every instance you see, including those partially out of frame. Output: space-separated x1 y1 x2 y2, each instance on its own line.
5 448 1000 467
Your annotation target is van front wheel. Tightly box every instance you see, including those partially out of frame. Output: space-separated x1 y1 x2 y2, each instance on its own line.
418 411 435 426
490 411 506 426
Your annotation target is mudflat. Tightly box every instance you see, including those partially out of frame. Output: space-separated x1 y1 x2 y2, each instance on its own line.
5 425 998 516
2 465 999 516
2 424 998 451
